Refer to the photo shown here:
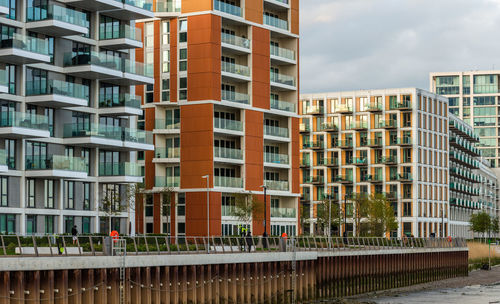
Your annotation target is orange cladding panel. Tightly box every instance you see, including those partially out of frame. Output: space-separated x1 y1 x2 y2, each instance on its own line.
291 117 300 194
181 0 212 13
180 104 214 189
245 0 263 24
245 110 264 191
187 14 221 102
186 191 222 236
291 0 300 35
252 26 270 109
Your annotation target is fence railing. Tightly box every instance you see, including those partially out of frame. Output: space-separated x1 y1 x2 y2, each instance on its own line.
0 235 468 257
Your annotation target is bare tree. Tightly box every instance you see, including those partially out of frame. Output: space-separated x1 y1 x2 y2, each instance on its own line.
233 193 264 230
316 199 342 236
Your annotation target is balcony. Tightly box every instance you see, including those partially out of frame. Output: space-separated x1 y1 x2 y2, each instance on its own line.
264 180 289 191
63 52 154 85
310 141 324 150
221 32 250 53
153 147 180 163
63 124 153 151
319 122 338 132
338 140 353 149
0 112 50 139
263 14 288 31
98 93 142 116
58 0 122 12
299 123 310 133
366 174 383 183
221 90 250 105
364 103 383 112
300 158 310 167
333 175 353 184
367 138 383 148
214 147 243 162
305 176 323 185
221 61 250 82
25 155 87 179
349 121 368 130
271 99 295 113
154 176 180 189
99 162 142 183
270 72 296 90
153 119 180 134
155 0 181 14
96 0 153 20
264 152 289 167
214 0 242 17
99 24 143 50
353 157 367 166
393 100 412 111
215 176 243 188
270 44 296 64
334 105 352 114
271 207 296 218
0 34 50 64
214 117 243 134
323 158 339 167
25 80 89 108
397 173 413 183
26 5 89 36
397 137 412 146
264 125 289 141
377 156 397 165
0 150 7 172
304 105 323 115
377 120 397 129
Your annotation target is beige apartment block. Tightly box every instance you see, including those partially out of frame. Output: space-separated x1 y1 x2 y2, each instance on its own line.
300 88 449 238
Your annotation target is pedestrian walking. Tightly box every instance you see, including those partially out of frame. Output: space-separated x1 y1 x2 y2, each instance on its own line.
245 231 253 252
71 225 78 245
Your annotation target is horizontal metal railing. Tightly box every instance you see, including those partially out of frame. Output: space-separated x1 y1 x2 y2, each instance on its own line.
0 235 468 257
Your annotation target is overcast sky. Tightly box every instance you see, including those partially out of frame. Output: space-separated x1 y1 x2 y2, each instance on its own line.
299 0 500 93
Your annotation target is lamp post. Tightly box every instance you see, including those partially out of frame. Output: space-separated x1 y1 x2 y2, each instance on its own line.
343 194 347 238
202 175 210 243
260 185 268 234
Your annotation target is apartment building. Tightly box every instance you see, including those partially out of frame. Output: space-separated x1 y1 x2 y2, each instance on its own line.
136 0 300 237
0 0 154 235
300 88 449 238
448 113 499 237
430 71 500 168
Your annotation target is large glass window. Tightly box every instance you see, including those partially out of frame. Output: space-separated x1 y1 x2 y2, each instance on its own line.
65 181 74 209
179 48 187 71
474 75 499 94
481 149 496 157
448 97 459 107
26 215 36 234
4 139 14 169
474 117 496 127
435 76 459 95
474 107 496 116
45 179 54 208
476 128 496 137
83 182 90 210
0 177 7 207
179 77 187 100
27 179 35 208
162 21 170 45
478 138 496 147
25 141 47 169
162 79 170 101
45 215 54 234
99 16 120 40
463 75 470 94
179 19 187 43
45 108 54 136
0 214 15 234
64 216 74 234
6 64 15 94
473 96 496 105
82 217 91 234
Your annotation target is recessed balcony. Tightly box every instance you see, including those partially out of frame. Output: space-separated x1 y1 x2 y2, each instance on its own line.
153 119 180 134
263 14 289 31
367 138 383 148
264 180 289 191
99 24 143 50
221 61 251 82
264 125 289 141
154 176 180 190
214 0 242 17
270 72 296 91
377 120 397 129
264 152 289 168
264 0 290 10
26 5 89 36
221 32 251 54
214 117 243 135
271 207 296 218
153 147 180 163
396 137 412 146
221 90 250 105
334 105 352 114
123 128 154 151
214 176 243 188
104 0 154 20
333 175 353 184
319 123 338 132
364 103 383 112
155 0 181 16
214 147 243 164
98 93 142 116
25 80 89 108
0 112 50 139
98 162 143 183
0 150 8 173
270 44 296 65
304 176 323 185
25 155 87 179
0 34 51 64
270 98 295 113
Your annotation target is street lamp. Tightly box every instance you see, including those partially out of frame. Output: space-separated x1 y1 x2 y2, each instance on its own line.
202 175 210 241
260 185 268 234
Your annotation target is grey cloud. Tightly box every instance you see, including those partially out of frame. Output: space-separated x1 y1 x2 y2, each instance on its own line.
300 0 500 93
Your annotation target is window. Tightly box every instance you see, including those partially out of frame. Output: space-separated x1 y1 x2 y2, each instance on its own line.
177 222 186 234
474 107 496 116
0 214 15 234
45 215 54 234
99 15 120 40
82 217 91 234
162 21 170 45
146 84 154 103
6 0 15 19
27 179 35 208
473 96 496 106
6 64 15 94
145 22 154 48
474 75 499 94
179 77 187 100
162 50 170 72
5 139 14 169
145 194 153 217
177 193 185 216
474 117 495 127
72 111 91 132
162 79 170 101
448 97 458 107
463 75 470 94
81 148 90 173
476 128 496 137
64 216 74 234
435 76 459 95
449 108 459 116
45 108 54 136
45 180 54 208
179 48 187 71
66 181 75 209
83 182 90 210
26 215 36 235
179 19 187 43
0 177 6 207
478 138 496 147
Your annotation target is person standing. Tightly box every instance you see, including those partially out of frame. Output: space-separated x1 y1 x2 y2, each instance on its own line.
71 225 78 245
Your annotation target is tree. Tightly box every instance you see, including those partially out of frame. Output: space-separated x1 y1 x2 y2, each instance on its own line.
100 183 143 235
233 193 264 230
350 193 370 237
316 199 342 236
490 217 499 236
367 194 398 237
470 211 491 239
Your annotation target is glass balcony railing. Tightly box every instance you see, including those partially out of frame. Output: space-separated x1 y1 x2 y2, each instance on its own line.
364 103 382 111
63 123 122 141
123 128 153 145
0 150 6 167
300 158 310 166
124 58 154 78
123 0 153 11
221 90 250 104
0 112 49 131
214 0 242 17
271 207 296 218
25 155 86 172
0 33 48 55
214 117 243 132
270 44 295 61
154 147 180 159
214 147 243 160
263 14 288 30
377 120 397 128
271 99 295 112
397 137 412 145
99 162 142 176
99 24 142 42
215 176 243 188
353 158 367 165
221 205 238 217
270 72 296 87
221 61 250 77
64 51 123 70
334 104 352 113
155 176 180 188
367 138 383 146
319 122 338 131
221 32 250 49
155 119 180 130
264 125 289 138
99 93 141 109
155 0 181 12
27 4 88 28
264 153 289 164
26 80 89 102
265 180 289 191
